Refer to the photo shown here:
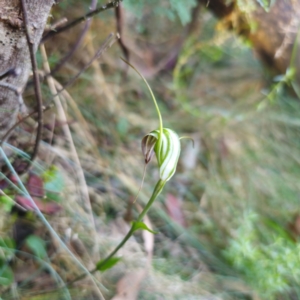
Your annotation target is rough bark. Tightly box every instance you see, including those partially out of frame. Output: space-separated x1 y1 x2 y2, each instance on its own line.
200 0 300 80
0 0 54 141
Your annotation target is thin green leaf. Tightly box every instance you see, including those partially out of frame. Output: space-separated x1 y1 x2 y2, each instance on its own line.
96 257 121 272
132 221 158 234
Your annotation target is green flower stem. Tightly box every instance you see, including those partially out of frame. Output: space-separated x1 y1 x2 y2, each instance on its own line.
68 179 166 286
136 179 165 222
120 57 163 153
97 179 165 269
96 228 135 270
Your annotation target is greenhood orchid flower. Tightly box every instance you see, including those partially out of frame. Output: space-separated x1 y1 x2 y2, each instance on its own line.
142 128 181 182
120 58 182 184
120 57 185 185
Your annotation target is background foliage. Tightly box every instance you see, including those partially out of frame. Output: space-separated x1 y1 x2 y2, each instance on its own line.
123 0 197 25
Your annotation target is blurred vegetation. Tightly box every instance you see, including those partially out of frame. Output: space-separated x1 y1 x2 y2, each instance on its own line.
1 0 300 299
123 0 197 25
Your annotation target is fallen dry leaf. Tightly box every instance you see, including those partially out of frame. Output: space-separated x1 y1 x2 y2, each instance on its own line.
27 173 45 198
15 196 62 215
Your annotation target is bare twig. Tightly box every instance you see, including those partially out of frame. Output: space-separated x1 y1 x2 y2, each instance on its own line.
44 17 68 33
20 0 43 168
115 3 130 65
42 0 122 43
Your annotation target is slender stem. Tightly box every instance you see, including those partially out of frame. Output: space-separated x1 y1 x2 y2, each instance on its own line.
120 58 163 152
96 229 134 270
136 179 165 222
67 226 135 285
68 179 166 286
98 179 165 268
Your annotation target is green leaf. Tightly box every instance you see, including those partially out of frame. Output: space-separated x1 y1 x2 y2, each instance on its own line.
26 235 47 259
0 264 14 286
132 221 158 234
96 257 121 272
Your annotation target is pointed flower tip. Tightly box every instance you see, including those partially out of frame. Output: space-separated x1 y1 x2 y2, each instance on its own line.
141 128 181 182
141 135 157 164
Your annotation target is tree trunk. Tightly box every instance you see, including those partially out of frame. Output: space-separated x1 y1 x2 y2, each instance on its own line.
200 0 300 81
0 0 54 141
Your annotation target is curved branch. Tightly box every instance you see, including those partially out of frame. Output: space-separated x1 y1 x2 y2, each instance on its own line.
42 0 122 43
20 0 44 168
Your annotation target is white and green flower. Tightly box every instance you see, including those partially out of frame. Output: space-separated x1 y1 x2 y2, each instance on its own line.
121 57 183 183
142 128 181 182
